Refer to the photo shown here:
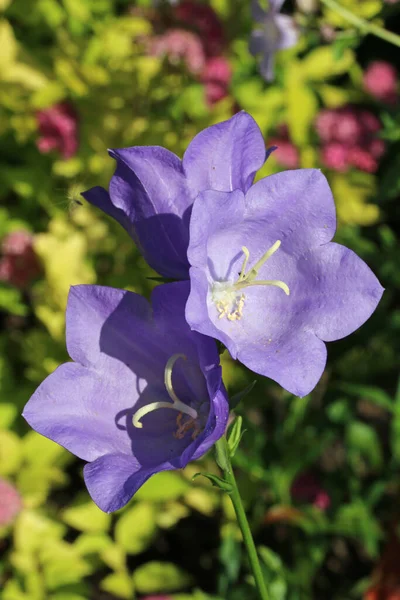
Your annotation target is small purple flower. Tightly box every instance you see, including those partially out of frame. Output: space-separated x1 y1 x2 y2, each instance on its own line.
23 282 229 512
185 169 383 397
82 112 266 280
249 0 298 81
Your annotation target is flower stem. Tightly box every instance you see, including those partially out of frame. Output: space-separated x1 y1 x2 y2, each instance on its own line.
215 437 270 600
320 0 400 48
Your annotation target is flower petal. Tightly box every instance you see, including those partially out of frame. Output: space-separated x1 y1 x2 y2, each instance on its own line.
83 453 158 512
249 29 266 56
66 285 158 372
238 329 327 397
245 169 337 256
275 14 298 50
302 243 384 342
251 0 266 22
183 112 266 197
22 362 134 462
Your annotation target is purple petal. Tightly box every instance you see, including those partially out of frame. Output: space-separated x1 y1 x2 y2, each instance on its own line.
238 329 327 397
275 14 298 50
83 453 157 512
82 186 133 238
260 51 276 82
22 363 134 462
302 243 384 342
249 29 266 56
245 169 336 256
251 0 266 22
268 0 287 12
183 112 266 197
66 285 168 384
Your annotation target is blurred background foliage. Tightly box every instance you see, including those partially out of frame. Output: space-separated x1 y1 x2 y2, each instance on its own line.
1 0 400 598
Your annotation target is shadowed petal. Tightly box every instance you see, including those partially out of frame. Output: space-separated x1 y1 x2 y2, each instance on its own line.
22 363 134 462
302 243 384 342
251 0 266 22
183 112 266 196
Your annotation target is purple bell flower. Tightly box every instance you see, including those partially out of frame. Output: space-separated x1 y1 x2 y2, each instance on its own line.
249 0 298 81
82 111 266 279
23 282 229 512
185 169 384 397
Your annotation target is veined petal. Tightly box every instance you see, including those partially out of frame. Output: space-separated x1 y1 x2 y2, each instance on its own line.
22 362 134 462
183 112 266 197
245 169 336 256
302 243 384 342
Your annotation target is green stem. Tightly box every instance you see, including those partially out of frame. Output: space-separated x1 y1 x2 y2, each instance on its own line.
215 437 269 600
320 0 400 48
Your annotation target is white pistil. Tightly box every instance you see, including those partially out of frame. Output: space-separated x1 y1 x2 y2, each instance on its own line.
132 354 198 429
212 240 290 323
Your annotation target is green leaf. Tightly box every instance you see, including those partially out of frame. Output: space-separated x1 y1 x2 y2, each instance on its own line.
62 499 111 533
302 46 354 80
115 502 157 554
192 473 233 494
346 421 383 470
133 561 192 594
0 284 28 316
215 438 230 471
135 471 189 502
100 572 134 599
0 429 22 476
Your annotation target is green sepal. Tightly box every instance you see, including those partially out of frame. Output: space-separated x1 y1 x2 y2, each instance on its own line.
192 473 233 494
229 380 257 410
227 415 246 458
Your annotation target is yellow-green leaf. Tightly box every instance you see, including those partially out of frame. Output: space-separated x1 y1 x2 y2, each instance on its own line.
62 499 111 533
115 503 157 554
135 471 190 502
133 561 192 594
301 47 354 81
101 572 135 600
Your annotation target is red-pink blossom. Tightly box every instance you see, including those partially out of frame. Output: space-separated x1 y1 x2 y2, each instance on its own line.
364 61 398 103
316 106 385 173
201 56 232 105
321 142 349 172
175 1 225 57
0 230 41 289
0 478 22 527
291 472 331 511
36 102 78 160
150 28 206 74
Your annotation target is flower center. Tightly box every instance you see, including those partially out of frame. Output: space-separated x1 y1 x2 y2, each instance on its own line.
132 354 198 431
211 240 290 322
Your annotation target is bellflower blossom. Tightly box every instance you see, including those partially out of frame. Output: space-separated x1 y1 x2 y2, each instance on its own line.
249 0 298 81
23 282 229 512
82 112 267 280
185 169 383 397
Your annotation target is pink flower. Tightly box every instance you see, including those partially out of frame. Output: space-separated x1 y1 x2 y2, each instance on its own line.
36 102 78 160
321 142 350 172
0 230 41 289
269 137 300 168
150 28 206 74
364 61 398 103
316 106 385 173
175 1 225 56
0 478 22 527
201 56 232 105
291 472 331 511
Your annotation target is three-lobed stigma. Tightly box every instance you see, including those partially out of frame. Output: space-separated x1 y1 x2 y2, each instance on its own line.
212 240 290 322
132 354 199 438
